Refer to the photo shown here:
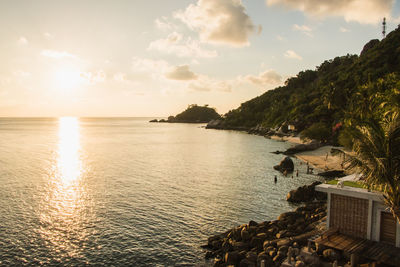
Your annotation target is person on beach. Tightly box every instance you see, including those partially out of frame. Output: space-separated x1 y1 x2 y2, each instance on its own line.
274 175 277 183
296 169 299 177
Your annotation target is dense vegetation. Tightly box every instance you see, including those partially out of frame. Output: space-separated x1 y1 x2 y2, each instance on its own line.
220 26 400 144
168 104 221 123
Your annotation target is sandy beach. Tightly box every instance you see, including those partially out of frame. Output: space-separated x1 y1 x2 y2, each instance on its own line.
271 135 345 171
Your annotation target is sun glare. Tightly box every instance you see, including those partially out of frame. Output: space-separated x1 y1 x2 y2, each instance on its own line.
52 66 84 91
57 117 81 183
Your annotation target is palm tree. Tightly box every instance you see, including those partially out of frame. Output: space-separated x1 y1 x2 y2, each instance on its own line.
343 112 400 222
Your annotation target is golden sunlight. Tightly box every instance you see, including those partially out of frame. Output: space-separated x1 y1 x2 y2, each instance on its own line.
52 66 84 91
57 117 81 183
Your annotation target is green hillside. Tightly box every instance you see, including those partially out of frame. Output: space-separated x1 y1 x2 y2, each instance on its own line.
217 26 400 143
168 104 221 123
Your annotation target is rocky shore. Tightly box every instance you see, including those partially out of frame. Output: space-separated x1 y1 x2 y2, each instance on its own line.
202 198 327 267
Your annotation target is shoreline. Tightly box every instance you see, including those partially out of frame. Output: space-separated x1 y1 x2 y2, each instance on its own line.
269 134 345 173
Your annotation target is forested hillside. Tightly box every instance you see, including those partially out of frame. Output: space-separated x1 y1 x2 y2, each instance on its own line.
218 27 400 143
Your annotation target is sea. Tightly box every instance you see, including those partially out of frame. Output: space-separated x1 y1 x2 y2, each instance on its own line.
0 117 321 266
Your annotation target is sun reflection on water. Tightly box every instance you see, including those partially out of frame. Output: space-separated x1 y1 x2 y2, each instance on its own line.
38 117 91 261
58 117 81 183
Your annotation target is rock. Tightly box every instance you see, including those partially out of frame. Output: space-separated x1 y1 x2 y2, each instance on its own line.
149 119 158 122
322 248 340 261
248 220 258 227
206 119 223 129
241 229 250 241
238 258 256 267
205 251 215 259
225 251 239 265
250 237 263 249
286 181 323 203
273 156 294 173
317 170 346 178
245 251 258 263
283 140 321 155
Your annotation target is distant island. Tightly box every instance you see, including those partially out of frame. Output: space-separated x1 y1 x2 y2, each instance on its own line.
149 104 221 123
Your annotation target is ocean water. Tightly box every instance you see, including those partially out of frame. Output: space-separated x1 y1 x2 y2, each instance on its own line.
0 118 321 266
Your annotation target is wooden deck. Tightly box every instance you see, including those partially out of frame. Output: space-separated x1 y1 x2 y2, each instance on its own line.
314 231 400 266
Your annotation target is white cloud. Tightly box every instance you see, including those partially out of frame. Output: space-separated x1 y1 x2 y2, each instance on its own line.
165 65 198 80
266 0 393 24
276 35 285 41
188 76 232 92
43 32 53 40
284 50 302 60
174 0 257 47
41 49 78 59
293 24 313 37
242 70 282 87
340 27 350 32
155 16 177 31
17 36 28 45
132 57 170 73
148 32 217 58
81 70 106 84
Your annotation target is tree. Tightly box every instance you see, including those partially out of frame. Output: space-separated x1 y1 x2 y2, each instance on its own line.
343 112 400 223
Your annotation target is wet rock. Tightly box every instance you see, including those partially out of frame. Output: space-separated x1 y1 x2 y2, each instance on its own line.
283 140 321 155
248 220 258 227
225 251 239 265
273 156 294 173
286 181 323 203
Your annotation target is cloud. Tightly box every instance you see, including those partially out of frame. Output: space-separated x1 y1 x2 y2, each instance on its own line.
188 77 232 92
243 70 282 87
17 36 28 45
43 32 53 40
165 65 198 80
174 0 257 47
132 57 170 73
293 24 313 37
284 50 302 60
266 0 393 24
81 70 106 84
340 27 350 32
155 16 177 31
148 32 217 58
41 49 78 59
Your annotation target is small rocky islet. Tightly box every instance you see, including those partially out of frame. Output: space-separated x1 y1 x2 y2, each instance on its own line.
201 182 332 267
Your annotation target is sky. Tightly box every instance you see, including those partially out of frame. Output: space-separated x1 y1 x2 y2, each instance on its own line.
0 0 400 117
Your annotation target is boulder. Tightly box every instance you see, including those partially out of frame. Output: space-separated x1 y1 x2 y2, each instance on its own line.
149 119 158 122
286 181 323 203
206 119 223 129
317 170 345 178
283 140 321 155
322 248 340 261
273 156 294 173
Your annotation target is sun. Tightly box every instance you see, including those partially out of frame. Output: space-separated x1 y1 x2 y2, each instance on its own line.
52 65 84 91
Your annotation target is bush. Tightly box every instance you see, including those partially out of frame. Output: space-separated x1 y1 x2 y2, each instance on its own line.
300 122 331 143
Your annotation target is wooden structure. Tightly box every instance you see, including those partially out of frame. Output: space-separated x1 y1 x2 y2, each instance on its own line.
315 184 400 265
314 231 400 266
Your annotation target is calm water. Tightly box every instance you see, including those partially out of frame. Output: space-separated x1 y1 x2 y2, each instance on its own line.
0 118 320 266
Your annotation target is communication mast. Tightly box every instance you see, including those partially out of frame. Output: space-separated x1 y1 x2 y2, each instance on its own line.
382 17 386 38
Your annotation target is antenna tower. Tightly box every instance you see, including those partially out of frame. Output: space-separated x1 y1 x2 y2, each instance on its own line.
382 17 386 38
